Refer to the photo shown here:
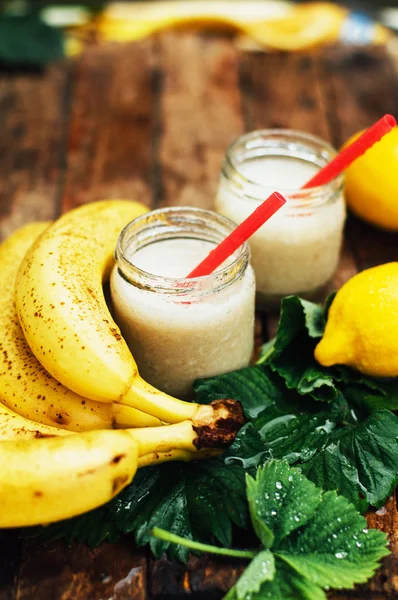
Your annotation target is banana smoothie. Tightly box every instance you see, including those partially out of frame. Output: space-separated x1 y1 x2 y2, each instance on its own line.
216 130 346 307
111 207 255 398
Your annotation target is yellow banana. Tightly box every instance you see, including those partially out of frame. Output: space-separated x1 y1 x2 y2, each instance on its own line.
0 222 161 431
0 410 236 527
0 401 71 441
15 201 244 428
0 429 139 527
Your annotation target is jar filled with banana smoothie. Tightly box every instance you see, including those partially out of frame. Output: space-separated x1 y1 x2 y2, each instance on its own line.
110 207 255 399
215 130 346 307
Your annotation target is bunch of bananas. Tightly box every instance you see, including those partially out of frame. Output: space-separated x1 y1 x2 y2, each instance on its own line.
0 200 244 528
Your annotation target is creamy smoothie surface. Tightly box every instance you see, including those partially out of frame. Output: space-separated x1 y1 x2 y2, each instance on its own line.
111 237 255 398
131 239 227 277
240 156 319 189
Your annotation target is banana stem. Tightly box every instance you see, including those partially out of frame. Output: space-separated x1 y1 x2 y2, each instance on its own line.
127 396 246 456
121 377 245 440
113 404 163 428
121 376 198 423
127 421 197 455
122 378 245 449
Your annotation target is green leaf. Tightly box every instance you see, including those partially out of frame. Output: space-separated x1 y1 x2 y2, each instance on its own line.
274 296 325 355
264 294 398 409
184 460 248 548
277 491 389 588
0 15 64 65
264 296 342 403
336 369 398 411
246 474 274 549
224 422 271 472
345 385 398 412
270 334 341 403
228 557 326 600
246 461 321 548
235 550 275 599
303 409 398 511
254 404 341 464
194 365 288 419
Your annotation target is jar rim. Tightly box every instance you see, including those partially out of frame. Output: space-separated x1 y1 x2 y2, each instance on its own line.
223 128 344 206
115 206 250 297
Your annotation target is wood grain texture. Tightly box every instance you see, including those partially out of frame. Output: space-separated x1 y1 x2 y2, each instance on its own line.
0 64 70 240
241 50 330 138
16 537 147 600
322 46 398 145
61 41 155 213
157 33 244 209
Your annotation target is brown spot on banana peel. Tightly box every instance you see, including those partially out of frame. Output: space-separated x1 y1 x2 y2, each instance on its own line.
192 399 245 450
112 475 129 495
111 453 126 465
33 431 58 439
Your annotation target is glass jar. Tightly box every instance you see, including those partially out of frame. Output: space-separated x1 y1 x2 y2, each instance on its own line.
110 207 255 399
215 130 346 308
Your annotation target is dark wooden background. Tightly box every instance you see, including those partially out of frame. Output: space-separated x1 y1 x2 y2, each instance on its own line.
0 32 398 599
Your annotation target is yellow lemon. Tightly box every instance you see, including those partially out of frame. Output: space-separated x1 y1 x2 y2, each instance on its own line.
315 263 398 377
343 126 398 231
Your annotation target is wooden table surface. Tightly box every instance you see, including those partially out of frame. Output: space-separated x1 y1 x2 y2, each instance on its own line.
0 32 398 600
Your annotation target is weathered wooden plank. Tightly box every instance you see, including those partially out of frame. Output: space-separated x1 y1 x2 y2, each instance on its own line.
149 557 188 596
346 216 398 272
150 555 245 597
61 41 155 213
321 46 398 271
188 556 245 596
16 537 147 600
321 47 398 146
157 33 244 210
0 64 70 240
364 497 398 593
241 51 330 139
